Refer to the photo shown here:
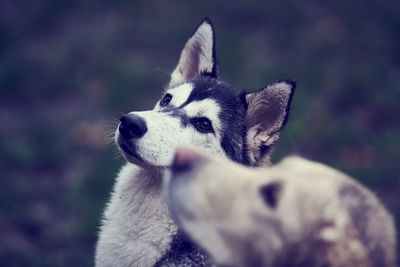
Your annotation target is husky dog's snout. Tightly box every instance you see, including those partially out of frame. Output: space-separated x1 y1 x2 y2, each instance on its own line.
119 114 147 139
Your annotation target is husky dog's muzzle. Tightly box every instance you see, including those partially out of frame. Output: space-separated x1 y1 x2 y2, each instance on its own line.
117 113 148 165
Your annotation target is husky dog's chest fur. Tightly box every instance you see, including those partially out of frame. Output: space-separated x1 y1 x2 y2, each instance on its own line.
95 18 295 266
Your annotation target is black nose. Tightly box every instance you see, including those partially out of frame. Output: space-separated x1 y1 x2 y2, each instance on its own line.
119 114 148 139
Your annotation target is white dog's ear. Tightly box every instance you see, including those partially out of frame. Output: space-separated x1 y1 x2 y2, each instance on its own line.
169 18 217 87
244 80 296 166
259 181 283 209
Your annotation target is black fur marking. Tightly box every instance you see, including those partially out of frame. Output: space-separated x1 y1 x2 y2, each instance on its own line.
259 144 271 158
239 91 249 110
239 92 251 166
159 103 190 127
119 143 142 161
170 109 190 127
241 131 251 166
154 230 213 267
179 76 225 107
221 134 238 161
173 75 248 163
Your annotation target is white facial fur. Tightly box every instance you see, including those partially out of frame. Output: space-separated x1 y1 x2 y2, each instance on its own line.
116 83 226 167
159 83 193 108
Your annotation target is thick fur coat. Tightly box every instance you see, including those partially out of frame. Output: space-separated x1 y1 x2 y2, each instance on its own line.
95 19 295 266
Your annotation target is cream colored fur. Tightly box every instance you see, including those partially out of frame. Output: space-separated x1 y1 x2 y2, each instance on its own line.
166 150 397 267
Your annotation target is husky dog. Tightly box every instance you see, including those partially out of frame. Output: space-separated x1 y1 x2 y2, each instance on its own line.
95 18 296 266
165 148 397 267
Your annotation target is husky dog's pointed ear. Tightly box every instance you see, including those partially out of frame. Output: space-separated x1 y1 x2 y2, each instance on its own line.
169 18 217 87
244 80 296 166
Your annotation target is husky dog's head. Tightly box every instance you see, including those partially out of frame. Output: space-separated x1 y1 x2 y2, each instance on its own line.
116 18 295 168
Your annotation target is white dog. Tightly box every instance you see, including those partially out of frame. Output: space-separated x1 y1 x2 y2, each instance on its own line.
165 148 397 267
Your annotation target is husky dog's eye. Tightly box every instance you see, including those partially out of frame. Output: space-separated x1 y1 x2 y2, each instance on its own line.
160 93 172 106
191 118 214 133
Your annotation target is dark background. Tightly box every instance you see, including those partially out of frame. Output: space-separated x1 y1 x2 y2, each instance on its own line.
1 1 399 266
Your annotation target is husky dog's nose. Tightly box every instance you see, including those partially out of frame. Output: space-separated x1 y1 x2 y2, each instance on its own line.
119 114 148 139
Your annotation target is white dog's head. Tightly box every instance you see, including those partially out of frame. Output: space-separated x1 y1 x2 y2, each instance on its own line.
164 148 349 266
116 19 295 168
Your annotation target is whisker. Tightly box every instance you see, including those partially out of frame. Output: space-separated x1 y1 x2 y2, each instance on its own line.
110 144 123 160
154 67 171 77
104 118 120 144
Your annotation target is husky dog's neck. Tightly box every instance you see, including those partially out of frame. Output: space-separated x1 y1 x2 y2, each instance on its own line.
95 164 180 266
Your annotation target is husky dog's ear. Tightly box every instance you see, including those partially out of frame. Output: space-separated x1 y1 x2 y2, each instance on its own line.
244 80 296 166
169 18 217 87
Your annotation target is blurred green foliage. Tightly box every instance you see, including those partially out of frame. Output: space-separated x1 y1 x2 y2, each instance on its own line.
0 0 399 266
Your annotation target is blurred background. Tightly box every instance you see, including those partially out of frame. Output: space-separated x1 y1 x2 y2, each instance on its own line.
1 0 399 266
